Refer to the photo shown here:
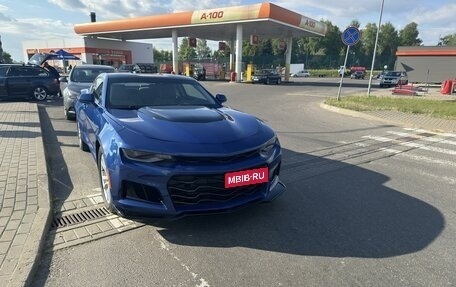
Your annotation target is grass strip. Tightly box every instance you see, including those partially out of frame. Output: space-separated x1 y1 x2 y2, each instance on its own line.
325 96 456 119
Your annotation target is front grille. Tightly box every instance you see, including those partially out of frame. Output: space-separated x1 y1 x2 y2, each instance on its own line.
174 149 260 164
168 174 266 207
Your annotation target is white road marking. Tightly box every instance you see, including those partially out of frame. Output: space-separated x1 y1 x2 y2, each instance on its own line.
154 233 210 287
362 135 456 155
386 131 456 146
403 128 456 138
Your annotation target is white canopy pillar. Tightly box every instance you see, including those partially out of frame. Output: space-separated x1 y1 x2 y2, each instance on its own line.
235 24 243 82
285 37 293 81
172 29 178 74
229 40 235 76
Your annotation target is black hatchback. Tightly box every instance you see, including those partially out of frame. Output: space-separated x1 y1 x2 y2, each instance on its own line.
0 64 60 101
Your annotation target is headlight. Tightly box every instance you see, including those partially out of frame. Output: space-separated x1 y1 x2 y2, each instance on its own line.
64 88 79 99
260 136 278 158
122 149 174 163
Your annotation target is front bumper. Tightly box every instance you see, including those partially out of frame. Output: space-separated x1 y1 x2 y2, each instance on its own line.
106 148 285 218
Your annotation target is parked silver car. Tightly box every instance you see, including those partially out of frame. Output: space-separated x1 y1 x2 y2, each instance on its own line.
62 64 115 120
379 71 408 88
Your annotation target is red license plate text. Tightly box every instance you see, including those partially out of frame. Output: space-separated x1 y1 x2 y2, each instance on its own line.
225 167 269 188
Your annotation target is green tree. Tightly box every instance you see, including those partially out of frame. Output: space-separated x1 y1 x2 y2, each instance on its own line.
347 20 363 67
316 20 344 67
378 22 400 69
360 22 378 58
153 49 172 62
195 39 211 59
1 52 13 64
399 22 422 46
178 38 196 61
440 34 456 46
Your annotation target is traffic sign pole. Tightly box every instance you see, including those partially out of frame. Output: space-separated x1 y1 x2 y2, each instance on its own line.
338 26 359 101
337 45 350 101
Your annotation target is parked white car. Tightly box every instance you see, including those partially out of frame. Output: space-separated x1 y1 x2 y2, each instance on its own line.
291 70 310 77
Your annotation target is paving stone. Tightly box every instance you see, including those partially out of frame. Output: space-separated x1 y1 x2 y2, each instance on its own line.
63 201 76 211
52 235 65 246
11 234 28 247
2 198 14 208
5 220 20 231
74 227 90 239
62 230 78 243
0 242 10 255
21 213 36 224
17 223 32 235
0 217 8 228
97 221 113 232
0 257 18 276
14 201 26 211
86 224 102 236
0 230 15 242
0 208 13 217
10 211 24 220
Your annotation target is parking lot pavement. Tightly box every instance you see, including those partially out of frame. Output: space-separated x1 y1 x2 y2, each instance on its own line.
0 83 455 286
0 102 51 287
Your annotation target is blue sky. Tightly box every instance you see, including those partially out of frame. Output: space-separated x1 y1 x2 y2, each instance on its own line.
0 0 455 61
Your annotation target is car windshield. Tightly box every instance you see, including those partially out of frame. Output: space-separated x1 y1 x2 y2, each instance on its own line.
71 68 114 83
107 78 221 109
255 69 274 75
385 71 402 77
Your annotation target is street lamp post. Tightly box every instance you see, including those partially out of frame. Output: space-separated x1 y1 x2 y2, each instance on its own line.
367 0 385 96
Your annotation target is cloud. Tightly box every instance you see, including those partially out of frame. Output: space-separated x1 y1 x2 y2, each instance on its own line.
48 0 242 20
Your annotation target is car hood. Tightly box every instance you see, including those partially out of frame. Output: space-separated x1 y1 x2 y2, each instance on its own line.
108 106 262 144
67 82 91 94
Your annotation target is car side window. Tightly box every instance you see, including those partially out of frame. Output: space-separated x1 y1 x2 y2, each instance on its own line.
7 66 20 77
0 67 8 77
92 77 104 103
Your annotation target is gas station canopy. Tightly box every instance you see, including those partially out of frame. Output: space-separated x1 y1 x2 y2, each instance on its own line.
74 2 328 82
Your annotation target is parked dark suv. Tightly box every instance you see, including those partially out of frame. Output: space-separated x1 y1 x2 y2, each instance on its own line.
0 64 60 101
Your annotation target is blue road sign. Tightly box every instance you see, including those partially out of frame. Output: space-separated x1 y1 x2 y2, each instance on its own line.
342 27 360 46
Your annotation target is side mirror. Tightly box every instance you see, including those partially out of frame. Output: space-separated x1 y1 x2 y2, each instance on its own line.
78 90 95 104
215 94 227 103
59 76 67 83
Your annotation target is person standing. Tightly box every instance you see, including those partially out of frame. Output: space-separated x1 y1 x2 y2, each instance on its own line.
42 62 61 97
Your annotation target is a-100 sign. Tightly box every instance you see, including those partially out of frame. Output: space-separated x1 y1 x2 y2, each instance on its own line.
200 11 224 20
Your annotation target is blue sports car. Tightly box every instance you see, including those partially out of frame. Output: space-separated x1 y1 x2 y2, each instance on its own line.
75 73 286 218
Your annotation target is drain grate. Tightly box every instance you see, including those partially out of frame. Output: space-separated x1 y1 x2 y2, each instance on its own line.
51 207 111 229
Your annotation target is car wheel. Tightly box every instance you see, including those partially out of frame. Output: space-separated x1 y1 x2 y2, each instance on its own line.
64 107 73 121
32 86 48 101
98 148 116 214
77 121 89 152
277 78 281 85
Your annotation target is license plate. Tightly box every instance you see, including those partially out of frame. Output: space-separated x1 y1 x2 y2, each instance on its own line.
224 167 269 188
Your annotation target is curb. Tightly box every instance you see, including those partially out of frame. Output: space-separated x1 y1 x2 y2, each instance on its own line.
319 102 399 124
7 104 52 287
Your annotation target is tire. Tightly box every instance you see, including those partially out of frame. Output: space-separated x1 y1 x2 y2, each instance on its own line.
277 78 281 85
77 121 89 152
32 86 48 101
98 148 116 214
64 108 73 121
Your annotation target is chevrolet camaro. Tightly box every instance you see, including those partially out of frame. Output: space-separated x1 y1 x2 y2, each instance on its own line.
75 73 286 218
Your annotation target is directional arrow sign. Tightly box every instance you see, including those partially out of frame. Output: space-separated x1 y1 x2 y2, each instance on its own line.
342 27 360 46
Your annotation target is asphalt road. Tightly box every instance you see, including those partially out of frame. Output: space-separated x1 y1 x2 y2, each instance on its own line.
32 78 456 286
